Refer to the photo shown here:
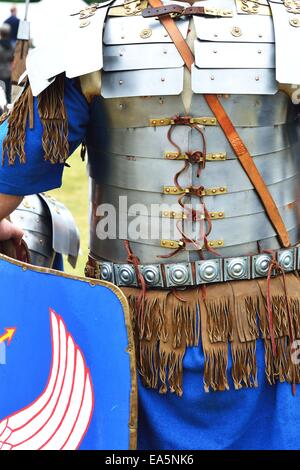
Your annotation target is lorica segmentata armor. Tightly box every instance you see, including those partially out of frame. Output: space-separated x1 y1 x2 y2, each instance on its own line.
27 0 300 288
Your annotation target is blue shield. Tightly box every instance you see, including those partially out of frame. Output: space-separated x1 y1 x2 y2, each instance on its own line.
0 255 137 450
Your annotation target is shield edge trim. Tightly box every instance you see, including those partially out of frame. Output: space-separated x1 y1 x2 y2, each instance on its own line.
0 253 138 451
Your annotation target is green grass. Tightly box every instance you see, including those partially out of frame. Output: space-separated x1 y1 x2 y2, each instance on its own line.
49 148 89 277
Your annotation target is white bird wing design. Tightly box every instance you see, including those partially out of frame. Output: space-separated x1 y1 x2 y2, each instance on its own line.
0 309 94 450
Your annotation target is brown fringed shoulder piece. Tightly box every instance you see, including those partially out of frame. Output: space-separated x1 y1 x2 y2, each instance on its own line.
123 273 300 396
2 74 69 166
38 75 69 164
2 84 33 165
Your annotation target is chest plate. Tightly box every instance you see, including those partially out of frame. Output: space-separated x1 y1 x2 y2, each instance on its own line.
87 0 300 270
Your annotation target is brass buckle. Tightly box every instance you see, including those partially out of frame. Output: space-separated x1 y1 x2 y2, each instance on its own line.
124 0 142 16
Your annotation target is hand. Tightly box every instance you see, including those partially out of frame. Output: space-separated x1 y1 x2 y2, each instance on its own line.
0 219 24 243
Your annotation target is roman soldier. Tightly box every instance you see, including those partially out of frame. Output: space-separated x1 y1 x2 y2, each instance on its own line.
0 0 300 450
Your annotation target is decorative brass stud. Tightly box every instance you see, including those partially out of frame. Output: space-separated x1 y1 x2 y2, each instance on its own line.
79 20 90 28
231 26 242 37
207 240 225 248
140 28 152 39
160 240 182 249
290 18 300 27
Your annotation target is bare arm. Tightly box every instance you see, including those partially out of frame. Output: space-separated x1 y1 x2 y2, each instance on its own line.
0 193 24 242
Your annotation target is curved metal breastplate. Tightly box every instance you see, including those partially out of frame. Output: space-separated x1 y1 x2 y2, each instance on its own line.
88 0 300 281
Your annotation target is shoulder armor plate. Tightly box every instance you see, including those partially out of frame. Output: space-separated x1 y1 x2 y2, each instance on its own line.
39 194 80 268
10 194 80 269
26 0 117 96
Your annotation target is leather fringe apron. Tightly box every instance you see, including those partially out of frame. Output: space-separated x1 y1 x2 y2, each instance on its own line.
122 273 300 395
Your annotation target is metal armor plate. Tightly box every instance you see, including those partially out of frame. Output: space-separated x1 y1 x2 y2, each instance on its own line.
86 0 300 268
10 194 80 269
23 0 300 276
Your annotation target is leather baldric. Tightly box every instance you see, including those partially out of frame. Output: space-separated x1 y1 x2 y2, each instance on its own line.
146 0 291 248
142 4 233 18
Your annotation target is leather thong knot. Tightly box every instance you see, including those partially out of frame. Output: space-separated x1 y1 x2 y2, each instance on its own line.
172 115 192 125
186 185 205 198
186 151 203 164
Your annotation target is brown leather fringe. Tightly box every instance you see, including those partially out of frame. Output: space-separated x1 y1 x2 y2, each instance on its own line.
2 84 32 165
38 74 69 164
124 288 199 396
2 75 69 166
121 273 300 395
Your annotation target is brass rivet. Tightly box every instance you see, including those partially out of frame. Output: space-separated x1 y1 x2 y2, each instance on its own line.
166 188 170 193
231 26 242 37
290 18 300 27
219 212 224 217
211 213 215 218
212 189 217 194
152 120 157 125
80 20 90 28
218 241 223 246
160 119 164 124
220 187 225 192
140 28 152 39
170 242 174 247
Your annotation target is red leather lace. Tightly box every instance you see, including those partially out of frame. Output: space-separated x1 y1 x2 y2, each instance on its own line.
160 115 218 259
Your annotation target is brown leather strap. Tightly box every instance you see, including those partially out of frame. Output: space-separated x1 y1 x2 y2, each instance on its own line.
148 0 194 69
143 5 207 18
147 0 291 248
142 4 233 19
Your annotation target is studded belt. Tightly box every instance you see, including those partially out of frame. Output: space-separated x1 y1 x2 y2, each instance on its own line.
86 246 300 289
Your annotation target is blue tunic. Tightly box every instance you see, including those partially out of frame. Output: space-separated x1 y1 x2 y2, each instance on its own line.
0 78 299 451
